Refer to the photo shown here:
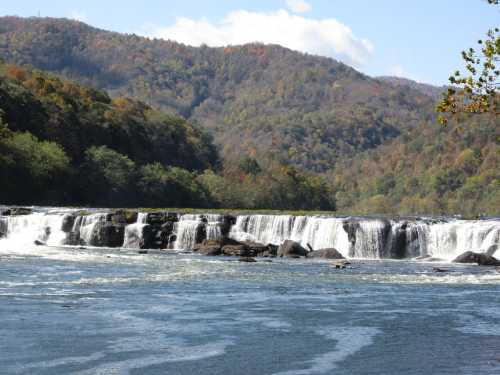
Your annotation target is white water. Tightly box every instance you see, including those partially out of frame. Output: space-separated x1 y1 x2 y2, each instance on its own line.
123 213 149 249
75 213 108 246
229 215 295 245
425 220 500 260
1 210 499 260
0 212 68 249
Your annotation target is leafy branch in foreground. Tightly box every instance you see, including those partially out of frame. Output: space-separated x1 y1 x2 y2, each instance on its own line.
437 21 499 124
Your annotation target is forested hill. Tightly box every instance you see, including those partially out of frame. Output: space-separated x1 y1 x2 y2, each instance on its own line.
0 61 218 206
0 16 436 172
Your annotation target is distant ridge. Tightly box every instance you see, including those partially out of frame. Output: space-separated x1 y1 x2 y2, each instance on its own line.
0 16 436 172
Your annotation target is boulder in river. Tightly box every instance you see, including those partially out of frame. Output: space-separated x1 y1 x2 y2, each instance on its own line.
453 251 500 266
222 244 252 257
308 248 345 259
1 207 32 216
277 240 308 258
238 257 257 263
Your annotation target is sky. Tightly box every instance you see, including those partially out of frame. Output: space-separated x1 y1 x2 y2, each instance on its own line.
1 0 498 85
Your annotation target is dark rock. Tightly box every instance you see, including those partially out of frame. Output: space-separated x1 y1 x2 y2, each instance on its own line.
34 240 45 246
308 248 345 259
111 210 138 224
433 267 448 273
138 250 148 254
238 257 257 262
220 215 236 236
331 259 351 269
61 214 76 232
453 251 478 264
453 251 500 266
198 245 222 256
91 223 125 247
222 244 252 257
261 244 278 257
277 240 308 258
4 207 32 216
0 218 7 238
477 254 500 266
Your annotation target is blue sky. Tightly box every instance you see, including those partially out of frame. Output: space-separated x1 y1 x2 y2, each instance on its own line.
1 0 498 85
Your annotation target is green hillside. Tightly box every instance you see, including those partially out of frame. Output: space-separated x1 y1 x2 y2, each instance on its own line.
0 16 436 172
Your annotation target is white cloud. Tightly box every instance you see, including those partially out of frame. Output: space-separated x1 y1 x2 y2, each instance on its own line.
144 10 374 67
286 0 312 13
68 10 87 22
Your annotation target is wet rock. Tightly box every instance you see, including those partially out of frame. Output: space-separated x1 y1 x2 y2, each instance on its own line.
308 248 345 259
277 240 308 258
0 217 7 238
453 251 500 266
222 244 252 257
92 223 125 247
34 240 45 246
111 210 138 224
477 254 500 266
331 259 350 269
138 250 148 254
238 257 257 262
61 214 76 232
453 251 478 264
2 207 32 216
198 245 222 256
433 267 448 273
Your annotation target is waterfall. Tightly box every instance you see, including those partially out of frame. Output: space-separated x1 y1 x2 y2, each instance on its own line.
206 214 224 241
123 212 149 248
0 212 68 248
405 221 428 258
74 213 108 246
351 220 389 259
0 209 499 260
173 214 203 250
290 216 351 256
425 220 500 260
229 215 295 245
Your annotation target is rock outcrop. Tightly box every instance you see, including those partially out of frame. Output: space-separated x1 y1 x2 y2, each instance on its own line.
308 248 345 259
277 240 308 258
453 251 500 266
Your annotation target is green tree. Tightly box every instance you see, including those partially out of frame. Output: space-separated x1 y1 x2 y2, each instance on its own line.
82 146 136 206
437 1 499 123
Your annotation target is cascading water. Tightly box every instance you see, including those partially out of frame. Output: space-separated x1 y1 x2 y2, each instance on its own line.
290 217 351 256
0 209 499 260
173 214 203 250
205 214 224 241
352 220 389 259
229 215 295 245
425 220 500 260
73 213 108 246
0 211 68 248
123 212 149 248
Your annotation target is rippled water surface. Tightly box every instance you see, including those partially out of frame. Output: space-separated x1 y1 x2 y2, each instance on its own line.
1 245 500 374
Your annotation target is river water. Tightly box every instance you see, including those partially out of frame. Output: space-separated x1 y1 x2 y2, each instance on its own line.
1 209 500 374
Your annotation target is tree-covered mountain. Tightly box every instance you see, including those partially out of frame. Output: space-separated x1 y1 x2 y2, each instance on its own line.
0 17 497 215
331 115 499 216
0 16 436 172
0 61 334 209
377 76 447 101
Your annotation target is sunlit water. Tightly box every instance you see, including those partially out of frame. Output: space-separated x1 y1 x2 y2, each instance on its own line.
1 243 500 375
